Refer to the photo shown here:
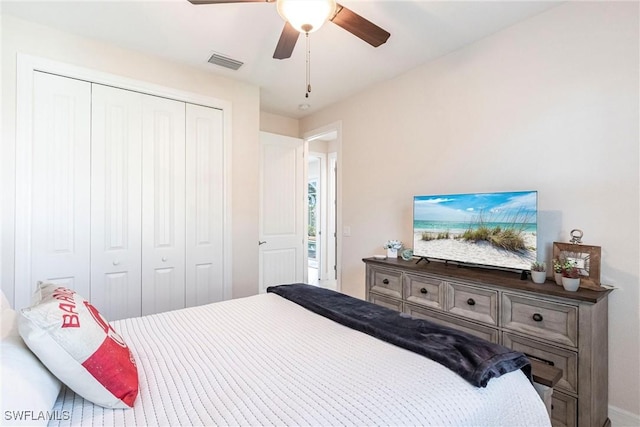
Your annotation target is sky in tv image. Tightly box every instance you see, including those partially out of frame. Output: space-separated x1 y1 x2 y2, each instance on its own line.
414 191 537 232
413 191 537 271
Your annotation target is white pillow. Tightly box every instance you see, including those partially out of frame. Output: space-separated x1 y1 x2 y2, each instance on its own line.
1 290 62 427
1 290 10 310
18 283 138 409
1 290 18 338
1 335 63 426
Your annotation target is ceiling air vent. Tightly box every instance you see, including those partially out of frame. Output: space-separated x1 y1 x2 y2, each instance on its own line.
208 53 243 70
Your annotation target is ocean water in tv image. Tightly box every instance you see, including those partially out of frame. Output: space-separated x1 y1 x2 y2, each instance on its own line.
413 191 537 271
414 220 538 235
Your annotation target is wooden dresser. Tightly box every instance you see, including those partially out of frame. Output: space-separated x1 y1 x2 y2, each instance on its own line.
363 257 612 427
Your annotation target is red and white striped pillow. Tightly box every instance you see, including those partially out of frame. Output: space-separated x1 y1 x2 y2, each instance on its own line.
18 283 138 409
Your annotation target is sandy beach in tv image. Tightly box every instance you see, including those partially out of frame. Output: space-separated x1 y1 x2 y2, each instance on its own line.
413 191 537 271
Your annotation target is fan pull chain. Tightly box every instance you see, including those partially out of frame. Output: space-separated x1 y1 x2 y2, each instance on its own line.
305 32 311 98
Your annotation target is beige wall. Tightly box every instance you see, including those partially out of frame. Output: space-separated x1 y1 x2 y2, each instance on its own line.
260 111 300 137
301 1 639 419
0 15 261 301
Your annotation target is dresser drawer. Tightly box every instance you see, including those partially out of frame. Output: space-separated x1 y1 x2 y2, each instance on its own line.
551 391 577 427
370 293 402 312
503 333 577 394
404 273 444 310
406 304 499 343
368 267 402 299
445 282 498 325
502 293 578 347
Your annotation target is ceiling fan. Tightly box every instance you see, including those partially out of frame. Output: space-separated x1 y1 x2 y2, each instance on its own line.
187 0 391 60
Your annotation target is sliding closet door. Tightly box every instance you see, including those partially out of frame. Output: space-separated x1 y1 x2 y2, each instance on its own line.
30 72 91 297
185 104 225 307
90 84 143 321
141 95 186 316
18 61 230 313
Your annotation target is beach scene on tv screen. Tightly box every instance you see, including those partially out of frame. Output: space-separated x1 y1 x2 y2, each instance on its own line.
413 191 537 271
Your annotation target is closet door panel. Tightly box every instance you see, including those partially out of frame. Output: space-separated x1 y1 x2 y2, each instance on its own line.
31 72 91 297
91 84 143 321
185 104 225 307
141 95 186 316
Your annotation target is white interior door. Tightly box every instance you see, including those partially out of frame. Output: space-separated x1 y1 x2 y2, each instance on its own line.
29 72 91 300
141 95 186 315
185 103 225 307
259 131 305 293
90 84 143 321
307 153 326 284
327 153 337 281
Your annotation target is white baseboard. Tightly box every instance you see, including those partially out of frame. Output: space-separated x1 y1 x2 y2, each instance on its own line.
609 405 640 427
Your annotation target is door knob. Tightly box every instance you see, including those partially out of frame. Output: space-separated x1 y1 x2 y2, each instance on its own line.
258 241 267 246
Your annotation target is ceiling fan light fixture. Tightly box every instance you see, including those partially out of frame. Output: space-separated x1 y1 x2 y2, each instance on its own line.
276 0 337 34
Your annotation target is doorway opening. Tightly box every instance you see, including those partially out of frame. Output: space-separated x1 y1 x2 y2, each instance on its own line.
306 132 338 291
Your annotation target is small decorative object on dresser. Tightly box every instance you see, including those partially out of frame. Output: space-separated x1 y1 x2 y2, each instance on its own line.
383 240 403 259
552 232 602 291
561 260 581 292
530 261 547 284
401 248 414 261
552 258 564 286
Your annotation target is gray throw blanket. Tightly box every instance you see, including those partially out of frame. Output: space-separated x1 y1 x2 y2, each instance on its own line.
267 283 531 388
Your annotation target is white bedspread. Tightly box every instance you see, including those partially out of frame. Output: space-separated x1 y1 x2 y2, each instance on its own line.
50 292 550 426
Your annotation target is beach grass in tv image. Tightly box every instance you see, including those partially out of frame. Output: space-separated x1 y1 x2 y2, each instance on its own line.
413 191 537 271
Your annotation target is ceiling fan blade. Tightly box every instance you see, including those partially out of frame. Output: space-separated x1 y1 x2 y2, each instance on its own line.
187 0 271 4
273 22 300 60
331 3 390 47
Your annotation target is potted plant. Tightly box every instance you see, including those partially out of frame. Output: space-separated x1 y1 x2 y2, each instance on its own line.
530 261 547 284
552 258 564 286
561 260 581 291
383 240 403 259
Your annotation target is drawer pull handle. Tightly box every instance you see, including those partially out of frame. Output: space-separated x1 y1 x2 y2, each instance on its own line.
382 279 389 285
523 353 555 367
420 288 428 294
467 298 476 306
532 313 544 322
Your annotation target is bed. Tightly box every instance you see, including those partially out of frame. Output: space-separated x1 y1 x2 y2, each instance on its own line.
3 284 550 427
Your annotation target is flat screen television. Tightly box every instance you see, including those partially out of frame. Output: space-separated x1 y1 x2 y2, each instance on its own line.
413 191 537 272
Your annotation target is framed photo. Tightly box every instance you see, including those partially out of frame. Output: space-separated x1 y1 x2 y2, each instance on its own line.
553 242 602 290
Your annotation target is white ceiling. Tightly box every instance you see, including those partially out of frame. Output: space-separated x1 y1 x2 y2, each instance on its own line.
1 0 561 119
